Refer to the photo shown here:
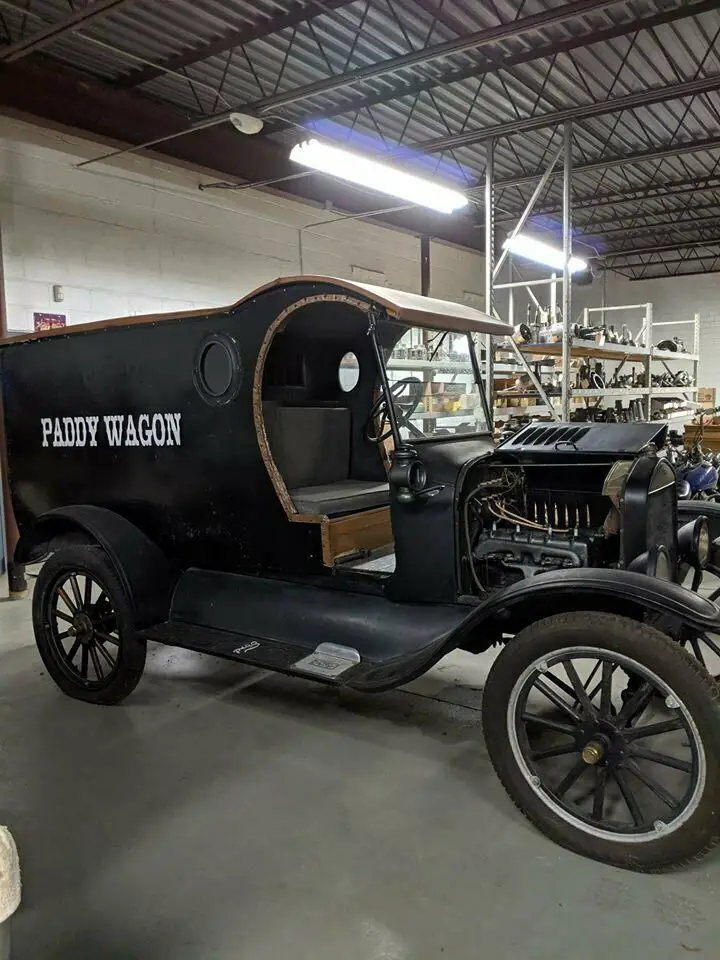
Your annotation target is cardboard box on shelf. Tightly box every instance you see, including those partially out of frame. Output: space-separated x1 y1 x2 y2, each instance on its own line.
685 423 720 451
697 387 716 409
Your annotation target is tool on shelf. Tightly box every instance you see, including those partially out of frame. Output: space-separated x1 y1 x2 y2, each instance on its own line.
656 336 686 353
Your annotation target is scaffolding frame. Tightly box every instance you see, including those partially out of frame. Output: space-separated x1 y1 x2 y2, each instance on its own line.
483 123 575 422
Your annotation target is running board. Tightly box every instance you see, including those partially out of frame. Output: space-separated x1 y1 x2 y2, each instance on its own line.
142 622 364 682
139 568 469 689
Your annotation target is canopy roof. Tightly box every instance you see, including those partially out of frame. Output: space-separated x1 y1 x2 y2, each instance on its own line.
263 276 512 336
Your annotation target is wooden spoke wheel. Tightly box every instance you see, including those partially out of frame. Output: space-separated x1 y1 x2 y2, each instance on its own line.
482 612 720 872
33 546 146 704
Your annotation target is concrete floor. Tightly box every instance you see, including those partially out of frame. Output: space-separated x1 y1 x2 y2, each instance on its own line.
2 574 720 958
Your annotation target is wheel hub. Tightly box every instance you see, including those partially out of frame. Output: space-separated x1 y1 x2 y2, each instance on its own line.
69 612 94 640
581 740 604 765
578 723 625 769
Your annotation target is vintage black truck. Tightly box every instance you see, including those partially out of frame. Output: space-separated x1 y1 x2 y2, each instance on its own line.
2 275 719 872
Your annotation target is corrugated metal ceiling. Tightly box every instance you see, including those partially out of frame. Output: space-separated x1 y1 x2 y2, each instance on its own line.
1 0 719 279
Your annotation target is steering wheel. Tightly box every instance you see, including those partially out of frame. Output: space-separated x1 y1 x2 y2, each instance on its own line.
364 377 424 443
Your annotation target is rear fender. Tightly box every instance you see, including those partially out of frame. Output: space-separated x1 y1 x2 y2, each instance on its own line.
454 567 720 652
15 505 176 628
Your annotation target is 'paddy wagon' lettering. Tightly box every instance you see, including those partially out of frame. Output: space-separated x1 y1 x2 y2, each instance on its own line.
40 413 181 448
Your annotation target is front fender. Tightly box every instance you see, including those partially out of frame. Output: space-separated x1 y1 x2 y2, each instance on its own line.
454 567 720 650
15 505 176 628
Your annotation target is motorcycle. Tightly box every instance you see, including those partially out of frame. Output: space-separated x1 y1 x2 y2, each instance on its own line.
672 410 720 501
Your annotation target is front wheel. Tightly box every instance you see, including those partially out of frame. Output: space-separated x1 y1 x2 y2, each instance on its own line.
33 545 146 704
482 612 720 872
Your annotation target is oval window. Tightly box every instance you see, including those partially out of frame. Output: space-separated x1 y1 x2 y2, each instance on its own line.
339 352 360 392
193 333 242 405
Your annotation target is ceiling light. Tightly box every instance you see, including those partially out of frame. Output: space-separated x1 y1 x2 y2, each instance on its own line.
503 234 587 273
228 112 264 135
289 138 468 214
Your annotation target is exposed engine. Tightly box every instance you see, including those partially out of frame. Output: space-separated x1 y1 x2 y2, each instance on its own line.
464 465 620 593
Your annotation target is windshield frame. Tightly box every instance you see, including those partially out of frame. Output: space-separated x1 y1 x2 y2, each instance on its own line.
371 317 493 445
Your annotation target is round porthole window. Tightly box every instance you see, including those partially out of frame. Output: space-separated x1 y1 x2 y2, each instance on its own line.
193 333 242 405
339 351 360 392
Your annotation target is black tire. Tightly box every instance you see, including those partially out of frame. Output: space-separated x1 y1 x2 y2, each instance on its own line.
482 612 720 872
33 545 146 705
680 631 720 682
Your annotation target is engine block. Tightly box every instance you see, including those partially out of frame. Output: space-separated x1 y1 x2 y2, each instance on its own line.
465 462 618 591
474 529 589 582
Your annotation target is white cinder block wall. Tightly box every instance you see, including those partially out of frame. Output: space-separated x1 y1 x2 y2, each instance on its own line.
594 272 720 393
1 117 717 392
0 117 485 333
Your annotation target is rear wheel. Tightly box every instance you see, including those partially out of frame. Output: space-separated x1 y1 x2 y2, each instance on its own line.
482 612 720 872
33 545 146 704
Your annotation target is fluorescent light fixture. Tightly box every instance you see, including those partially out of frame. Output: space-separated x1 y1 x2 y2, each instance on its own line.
289 138 468 214
503 233 588 273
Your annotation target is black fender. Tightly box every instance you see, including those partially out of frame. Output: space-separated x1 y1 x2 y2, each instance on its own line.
15 505 176 629
453 567 720 651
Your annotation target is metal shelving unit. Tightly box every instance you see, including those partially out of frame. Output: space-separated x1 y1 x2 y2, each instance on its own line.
388 359 473 373
517 340 648 362
386 349 486 433
492 305 700 426
653 386 699 395
572 388 648 398
383 307 700 430
648 314 700 423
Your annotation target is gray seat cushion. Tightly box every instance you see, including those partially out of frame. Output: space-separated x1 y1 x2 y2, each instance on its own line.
290 480 390 516
264 405 350 489
263 403 388 516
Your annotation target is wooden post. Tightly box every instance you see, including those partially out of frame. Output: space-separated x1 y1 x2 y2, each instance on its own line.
0 229 26 598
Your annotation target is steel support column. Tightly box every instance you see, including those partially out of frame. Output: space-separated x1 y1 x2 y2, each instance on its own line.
561 123 573 421
421 235 430 297
484 141 559 422
484 140 495 412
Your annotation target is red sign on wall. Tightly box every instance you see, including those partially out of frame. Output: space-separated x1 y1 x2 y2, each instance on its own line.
33 312 66 332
